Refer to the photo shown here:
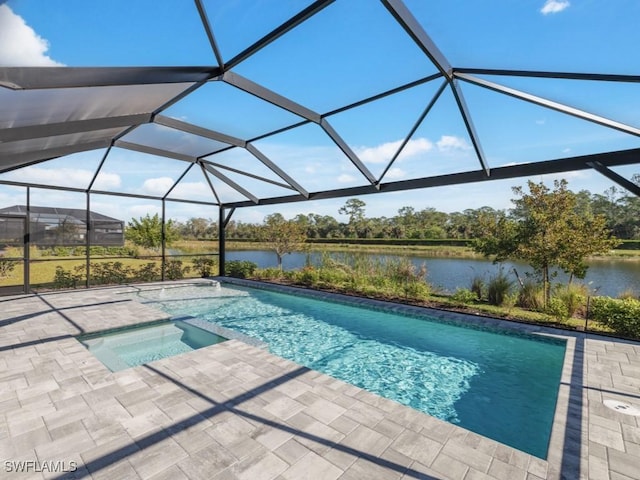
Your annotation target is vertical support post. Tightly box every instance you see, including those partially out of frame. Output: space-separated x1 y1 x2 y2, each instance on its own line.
24 187 30 293
161 200 166 282
218 207 225 276
85 192 91 288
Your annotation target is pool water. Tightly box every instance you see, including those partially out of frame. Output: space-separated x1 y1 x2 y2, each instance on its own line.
129 284 566 458
79 320 226 372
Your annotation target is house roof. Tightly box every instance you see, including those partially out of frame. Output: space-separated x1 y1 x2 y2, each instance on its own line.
1 1 639 210
0 206 122 224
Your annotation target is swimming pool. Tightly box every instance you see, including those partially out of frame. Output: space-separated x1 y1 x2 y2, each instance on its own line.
79 320 227 372
128 282 566 458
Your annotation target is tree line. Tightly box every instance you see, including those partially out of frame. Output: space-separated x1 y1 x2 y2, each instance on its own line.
167 179 640 241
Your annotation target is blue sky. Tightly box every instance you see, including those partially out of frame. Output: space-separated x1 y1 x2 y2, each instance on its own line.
1 0 639 224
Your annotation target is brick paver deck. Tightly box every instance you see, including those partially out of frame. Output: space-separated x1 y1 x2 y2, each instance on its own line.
0 280 638 479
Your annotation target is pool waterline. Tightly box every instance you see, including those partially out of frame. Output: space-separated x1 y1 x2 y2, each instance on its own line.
125 280 567 459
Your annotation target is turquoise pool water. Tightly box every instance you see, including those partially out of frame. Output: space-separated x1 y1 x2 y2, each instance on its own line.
129 284 566 458
79 320 226 372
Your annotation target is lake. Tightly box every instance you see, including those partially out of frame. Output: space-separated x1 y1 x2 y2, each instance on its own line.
226 249 640 298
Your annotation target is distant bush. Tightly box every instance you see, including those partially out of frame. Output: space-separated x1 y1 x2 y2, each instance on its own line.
590 296 640 338
164 260 190 280
546 296 569 321
225 260 257 278
192 257 216 277
517 279 544 311
487 270 512 306
53 266 82 289
135 263 160 282
452 288 477 305
470 275 485 300
554 284 587 318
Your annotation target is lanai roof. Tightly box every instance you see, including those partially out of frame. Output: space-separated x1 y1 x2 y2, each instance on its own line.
1 0 639 212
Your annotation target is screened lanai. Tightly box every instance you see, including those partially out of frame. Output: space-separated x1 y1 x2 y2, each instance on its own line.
1 0 639 293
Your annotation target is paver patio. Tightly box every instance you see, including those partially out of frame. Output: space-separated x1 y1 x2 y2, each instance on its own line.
0 280 638 479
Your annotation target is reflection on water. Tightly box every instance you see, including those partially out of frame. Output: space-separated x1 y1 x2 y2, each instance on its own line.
226 250 640 298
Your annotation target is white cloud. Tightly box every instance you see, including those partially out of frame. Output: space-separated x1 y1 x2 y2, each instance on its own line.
142 177 174 196
436 135 471 152
0 5 63 66
384 167 406 180
562 147 572 153
536 119 546 125
337 174 356 183
92 171 122 190
357 138 433 164
171 181 215 200
540 0 570 15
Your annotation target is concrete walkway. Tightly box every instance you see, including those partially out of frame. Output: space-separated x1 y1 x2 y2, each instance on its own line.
0 280 638 479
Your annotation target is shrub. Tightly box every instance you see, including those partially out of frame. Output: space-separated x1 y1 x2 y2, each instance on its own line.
192 257 216 277
555 284 587 318
90 261 132 285
164 260 190 280
590 296 640 338
136 262 160 282
297 266 319 286
517 279 544 311
452 288 477 305
487 270 512 306
546 296 569 321
470 275 485 300
53 266 82 289
225 260 257 278
0 258 17 279
254 267 283 280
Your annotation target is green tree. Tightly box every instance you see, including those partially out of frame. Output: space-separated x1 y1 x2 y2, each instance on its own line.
339 198 366 238
473 180 619 305
258 213 307 269
125 213 179 251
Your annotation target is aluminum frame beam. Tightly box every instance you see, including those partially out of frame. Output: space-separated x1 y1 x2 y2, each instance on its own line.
202 159 295 191
114 140 197 163
320 118 377 185
194 0 225 68
455 73 640 137
587 161 640 197
199 162 221 204
0 66 219 90
203 164 260 204
381 0 452 79
225 0 336 70
154 115 246 147
450 80 490 175
222 148 640 208
222 72 321 123
0 114 152 143
454 68 640 83
378 79 448 183
245 143 309 197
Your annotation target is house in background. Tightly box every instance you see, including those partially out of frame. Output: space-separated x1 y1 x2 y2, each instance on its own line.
0 206 124 247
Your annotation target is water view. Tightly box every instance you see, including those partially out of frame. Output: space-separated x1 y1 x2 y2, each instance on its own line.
227 250 640 298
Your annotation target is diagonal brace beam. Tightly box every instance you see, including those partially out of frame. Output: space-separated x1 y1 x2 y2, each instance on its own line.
450 80 490 176
320 118 377 185
203 164 259 204
381 0 452 79
455 73 640 137
587 161 640 197
245 143 309 197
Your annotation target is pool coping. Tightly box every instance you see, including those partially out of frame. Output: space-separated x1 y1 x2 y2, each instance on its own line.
0 278 638 479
